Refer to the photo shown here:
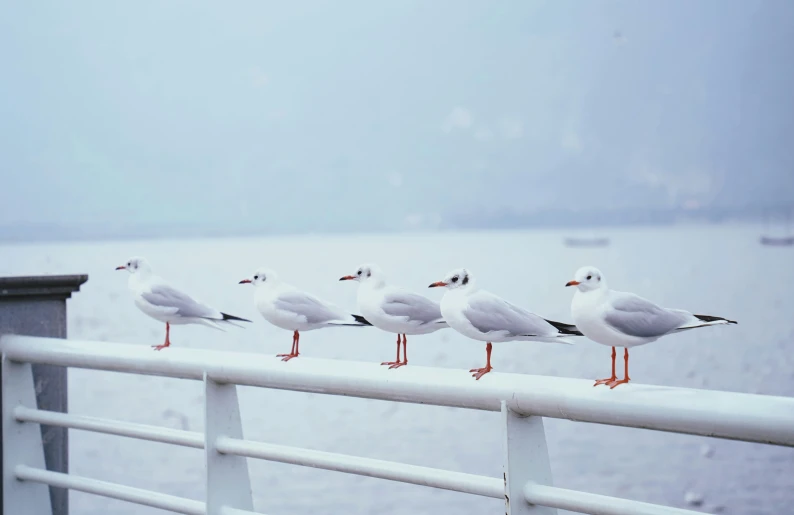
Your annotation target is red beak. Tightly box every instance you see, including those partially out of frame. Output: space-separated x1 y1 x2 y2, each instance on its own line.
428 281 447 288
115 265 126 270
339 275 356 281
565 280 580 287
239 279 252 284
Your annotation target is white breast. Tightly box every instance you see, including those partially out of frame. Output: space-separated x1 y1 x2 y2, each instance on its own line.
440 291 489 342
254 287 310 331
571 290 646 348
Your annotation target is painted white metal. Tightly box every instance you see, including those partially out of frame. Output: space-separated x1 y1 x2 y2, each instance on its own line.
219 508 260 515
204 374 254 515
215 436 504 498
15 465 206 515
2 358 53 515
523 483 701 515
3 335 794 515
501 401 556 515
3 336 793 447
14 407 203 448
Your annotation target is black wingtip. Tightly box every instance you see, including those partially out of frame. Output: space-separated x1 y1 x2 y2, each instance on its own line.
544 318 584 336
352 314 373 326
694 314 738 325
221 312 253 323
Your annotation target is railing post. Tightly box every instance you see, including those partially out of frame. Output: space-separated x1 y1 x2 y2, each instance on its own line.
501 401 557 515
204 373 254 515
2 358 54 515
0 274 87 515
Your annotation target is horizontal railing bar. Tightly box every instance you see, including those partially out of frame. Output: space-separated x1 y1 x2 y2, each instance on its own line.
215 436 504 499
524 483 701 515
15 465 206 515
3 336 794 447
14 407 204 448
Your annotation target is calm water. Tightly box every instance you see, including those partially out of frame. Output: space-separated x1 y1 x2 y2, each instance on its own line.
2 224 793 515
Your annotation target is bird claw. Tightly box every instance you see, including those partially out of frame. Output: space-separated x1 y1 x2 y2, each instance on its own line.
279 354 299 362
593 376 617 387
152 344 169 351
387 362 407 370
607 378 630 389
380 361 401 367
276 353 292 357
470 366 492 380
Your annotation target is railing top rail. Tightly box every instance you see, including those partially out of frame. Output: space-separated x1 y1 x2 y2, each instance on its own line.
3 334 794 447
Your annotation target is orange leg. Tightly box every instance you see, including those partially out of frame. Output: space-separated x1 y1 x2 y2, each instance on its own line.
278 330 301 361
594 347 617 386
153 323 171 351
388 334 408 369
382 334 403 367
469 342 493 380
607 349 630 388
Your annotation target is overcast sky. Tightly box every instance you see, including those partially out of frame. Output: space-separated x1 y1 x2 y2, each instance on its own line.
1 0 792 232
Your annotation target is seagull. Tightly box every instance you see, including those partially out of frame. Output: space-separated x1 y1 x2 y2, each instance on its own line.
239 267 371 361
429 268 581 379
339 263 447 369
566 266 737 388
115 256 251 350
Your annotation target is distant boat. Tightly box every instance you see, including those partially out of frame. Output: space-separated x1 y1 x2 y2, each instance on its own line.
760 209 794 247
564 237 610 248
759 235 794 246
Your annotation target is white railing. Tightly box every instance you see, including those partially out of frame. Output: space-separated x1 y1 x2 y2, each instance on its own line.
2 335 794 515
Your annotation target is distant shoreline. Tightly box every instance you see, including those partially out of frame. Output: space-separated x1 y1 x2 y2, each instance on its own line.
0 208 776 245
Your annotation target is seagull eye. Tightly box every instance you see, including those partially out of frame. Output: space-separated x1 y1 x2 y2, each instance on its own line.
586 275 592 280
451 276 459 283
357 270 362 276
254 275 259 280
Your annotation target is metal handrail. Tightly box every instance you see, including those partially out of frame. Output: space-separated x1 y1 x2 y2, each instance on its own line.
3 334 793 515
3 336 793 446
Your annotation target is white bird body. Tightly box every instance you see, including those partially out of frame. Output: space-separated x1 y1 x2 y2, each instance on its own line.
348 265 447 335
566 265 736 387
430 268 580 379
253 277 366 332
117 256 250 350
128 271 227 329
340 263 447 368
439 286 575 344
568 266 736 349
241 267 370 360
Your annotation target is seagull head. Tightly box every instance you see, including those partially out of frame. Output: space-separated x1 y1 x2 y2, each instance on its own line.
429 268 473 290
239 267 278 287
339 263 385 285
566 266 605 292
115 256 151 275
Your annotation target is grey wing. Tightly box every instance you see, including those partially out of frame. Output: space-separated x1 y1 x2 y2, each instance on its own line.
381 292 444 324
464 295 552 337
142 284 219 319
275 291 346 324
604 292 690 338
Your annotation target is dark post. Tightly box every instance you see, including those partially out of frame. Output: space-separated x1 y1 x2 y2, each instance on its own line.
0 274 88 515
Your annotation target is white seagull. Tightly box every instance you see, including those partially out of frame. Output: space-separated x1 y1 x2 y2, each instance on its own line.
115 256 251 350
239 267 371 360
566 266 737 388
339 263 447 368
429 268 581 380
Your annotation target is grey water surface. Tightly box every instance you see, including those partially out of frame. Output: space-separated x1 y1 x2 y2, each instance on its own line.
2 223 792 515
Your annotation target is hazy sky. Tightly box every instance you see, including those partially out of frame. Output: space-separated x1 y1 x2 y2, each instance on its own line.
1 1 792 232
